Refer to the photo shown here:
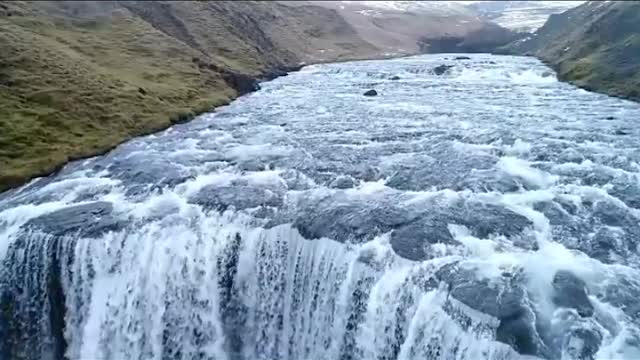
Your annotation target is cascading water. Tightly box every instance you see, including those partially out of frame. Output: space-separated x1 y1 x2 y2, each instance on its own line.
2 54 640 360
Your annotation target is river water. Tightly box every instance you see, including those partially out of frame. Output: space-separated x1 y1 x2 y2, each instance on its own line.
2 54 640 360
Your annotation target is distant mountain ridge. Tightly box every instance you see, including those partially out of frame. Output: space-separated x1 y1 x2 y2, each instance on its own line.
469 1 584 32
293 1 517 55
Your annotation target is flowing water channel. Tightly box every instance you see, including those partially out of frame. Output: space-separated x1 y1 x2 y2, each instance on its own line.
2 54 640 360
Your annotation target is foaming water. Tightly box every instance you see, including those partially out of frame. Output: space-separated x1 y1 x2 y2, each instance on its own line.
2 54 640 360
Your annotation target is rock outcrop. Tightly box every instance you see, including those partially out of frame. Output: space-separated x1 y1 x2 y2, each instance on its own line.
502 1 640 102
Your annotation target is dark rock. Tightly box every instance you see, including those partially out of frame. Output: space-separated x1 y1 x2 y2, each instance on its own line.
292 195 417 243
23 201 124 238
496 307 546 357
389 200 533 261
608 180 640 209
605 116 616 120
280 169 314 191
107 156 189 188
389 75 401 81
137 87 147 95
552 270 594 317
592 200 631 227
436 264 549 357
363 89 378 96
390 219 457 261
221 71 260 95
354 164 381 182
385 144 499 191
262 69 288 81
454 56 472 60
329 175 357 189
433 64 454 75
458 202 533 239
563 328 602 360
170 111 194 124
590 227 623 264
190 185 283 212
615 129 630 135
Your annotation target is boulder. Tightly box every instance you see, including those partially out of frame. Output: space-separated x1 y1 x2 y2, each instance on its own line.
363 89 378 96
389 201 533 261
436 264 549 357
329 175 357 189
221 71 260 95
454 56 472 60
552 270 594 317
23 201 124 238
190 185 283 212
292 194 416 243
390 219 457 261
563 328 602 360
433 65 454 75
389 75 401 81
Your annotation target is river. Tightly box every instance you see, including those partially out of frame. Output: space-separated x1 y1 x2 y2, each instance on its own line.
2 54 640 360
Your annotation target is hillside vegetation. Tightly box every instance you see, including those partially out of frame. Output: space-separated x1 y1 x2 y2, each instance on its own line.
503 1 640 101
0 0 379 192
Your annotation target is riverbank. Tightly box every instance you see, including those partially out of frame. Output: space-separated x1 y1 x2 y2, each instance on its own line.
500 1 640 104
0 1 385 193
0 1 520 193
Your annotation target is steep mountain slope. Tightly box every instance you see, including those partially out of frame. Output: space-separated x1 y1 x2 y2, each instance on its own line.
469 1 584 32
0 0 380 192
284 1 517 55
504 1 640 101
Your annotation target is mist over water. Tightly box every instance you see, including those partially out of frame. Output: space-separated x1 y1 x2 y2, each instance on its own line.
2 54 640 360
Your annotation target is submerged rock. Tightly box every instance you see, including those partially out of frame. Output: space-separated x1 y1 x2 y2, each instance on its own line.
23 201 124 238
291 194 416 243
552 270 594 317
563 327 602 360
390 201 533 261
390 219 457 261
363 89 378 96
436 264 549 357
454 56 471 60
389 75 401 80
190 185 283 212
329 175 357 189
433 64 454 75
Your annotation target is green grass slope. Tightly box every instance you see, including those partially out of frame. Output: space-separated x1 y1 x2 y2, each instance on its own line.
0 1 380 192
503 1 640 102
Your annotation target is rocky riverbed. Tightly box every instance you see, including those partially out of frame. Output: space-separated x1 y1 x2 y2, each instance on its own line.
2 54 640 360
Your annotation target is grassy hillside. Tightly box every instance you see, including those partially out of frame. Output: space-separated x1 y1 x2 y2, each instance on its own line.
0 1 380 192
503 1 640 101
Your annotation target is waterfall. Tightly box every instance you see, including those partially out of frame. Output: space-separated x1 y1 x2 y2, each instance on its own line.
1 210 525 360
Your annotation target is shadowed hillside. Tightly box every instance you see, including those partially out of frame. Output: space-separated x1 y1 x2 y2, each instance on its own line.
0 0 380 192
